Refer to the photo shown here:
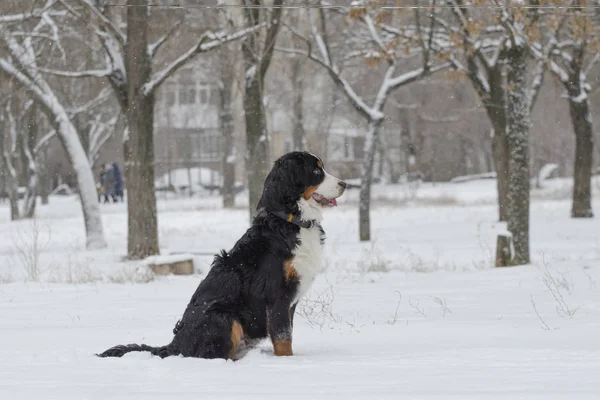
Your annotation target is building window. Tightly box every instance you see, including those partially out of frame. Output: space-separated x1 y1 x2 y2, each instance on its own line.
179 85 196 104
165 83 177 106
201 134 220 159
199 87 209 105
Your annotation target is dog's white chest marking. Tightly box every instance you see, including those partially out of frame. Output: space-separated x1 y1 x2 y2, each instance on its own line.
292 225 322 303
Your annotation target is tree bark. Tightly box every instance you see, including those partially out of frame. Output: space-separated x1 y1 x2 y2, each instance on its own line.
0 128 19 220
564 45 595 219
290 58 305 151
242 70 270 221
569 95 594 218
125 0 159 259
359 119 383 241
505 45 530 265
219 48 236 209
21 103 39 219
483 63 509 222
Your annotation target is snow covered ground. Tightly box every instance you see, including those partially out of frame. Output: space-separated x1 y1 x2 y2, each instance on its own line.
1 178 600 399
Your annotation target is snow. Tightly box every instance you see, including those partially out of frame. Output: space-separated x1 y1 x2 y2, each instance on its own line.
1 178 600 398
538 163 559 183
571 90 588 103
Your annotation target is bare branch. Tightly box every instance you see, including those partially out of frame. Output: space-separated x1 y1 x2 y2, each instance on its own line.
143 23 266 95
0 0 63 24
36 66 112 78
148 21 184 59
74 0 126 47
260 0 284 79
584 52 600 78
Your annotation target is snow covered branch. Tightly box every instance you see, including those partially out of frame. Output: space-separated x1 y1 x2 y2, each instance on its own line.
37 66 112 79
0 0 63 24
148 23 183 59
143 23 266 96
0 12 106 248
74 0 125 47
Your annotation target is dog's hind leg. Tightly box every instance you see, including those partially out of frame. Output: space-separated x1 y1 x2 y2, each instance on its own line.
198 318 244 360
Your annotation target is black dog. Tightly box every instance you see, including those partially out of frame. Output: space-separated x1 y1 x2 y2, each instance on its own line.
98 152 346 360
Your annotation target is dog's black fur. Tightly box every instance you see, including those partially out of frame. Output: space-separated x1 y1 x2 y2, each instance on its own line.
98 152 344 360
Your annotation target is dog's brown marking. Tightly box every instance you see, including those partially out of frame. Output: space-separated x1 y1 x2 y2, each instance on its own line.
303 185 318 200
284 259 298 282
287 213 293 222
229 320 244 359
317 160 322 168
273 339 293 356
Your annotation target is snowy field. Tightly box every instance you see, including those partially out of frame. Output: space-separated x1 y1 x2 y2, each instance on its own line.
1 178 600 399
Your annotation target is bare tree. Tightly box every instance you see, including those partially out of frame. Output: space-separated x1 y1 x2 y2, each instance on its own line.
497 1 565 264
241 0 284 221
543 3 599 218
0 3 107 248
280 2 447 241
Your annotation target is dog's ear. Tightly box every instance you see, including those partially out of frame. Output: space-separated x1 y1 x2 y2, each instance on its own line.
257 158 304 213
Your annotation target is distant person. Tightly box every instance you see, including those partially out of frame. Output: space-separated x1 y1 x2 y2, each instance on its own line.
99 165 109 203
112 162 124 202
103 163 117 203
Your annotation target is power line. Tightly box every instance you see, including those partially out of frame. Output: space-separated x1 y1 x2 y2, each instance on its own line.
102 3 600 10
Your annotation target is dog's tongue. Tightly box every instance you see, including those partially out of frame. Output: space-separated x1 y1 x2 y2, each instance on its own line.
329 198 337 207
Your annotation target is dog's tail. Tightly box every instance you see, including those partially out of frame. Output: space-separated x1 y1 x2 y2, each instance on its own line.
97 343 173 359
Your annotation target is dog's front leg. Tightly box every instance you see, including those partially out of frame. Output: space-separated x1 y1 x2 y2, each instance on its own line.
267 300 294 356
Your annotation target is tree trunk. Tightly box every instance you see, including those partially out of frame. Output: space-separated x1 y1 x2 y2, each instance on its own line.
505 45 530 265
125 0 159 259
21 104 39 218
495 233 513 267
291 58 305 151
243 74 270 222
241 0 283 222
569 95 594 218
359 119 383 241
485 63 509 222
219 49 236 209
0 132 20 220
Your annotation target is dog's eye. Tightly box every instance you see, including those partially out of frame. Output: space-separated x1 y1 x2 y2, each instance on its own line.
313 168 322 175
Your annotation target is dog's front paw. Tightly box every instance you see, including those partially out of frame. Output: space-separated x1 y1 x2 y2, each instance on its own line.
273 339 293 356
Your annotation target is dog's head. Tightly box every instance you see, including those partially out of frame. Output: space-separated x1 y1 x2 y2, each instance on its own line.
257 152 346 221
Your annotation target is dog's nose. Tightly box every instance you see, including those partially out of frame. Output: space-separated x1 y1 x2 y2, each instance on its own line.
338 181 347 190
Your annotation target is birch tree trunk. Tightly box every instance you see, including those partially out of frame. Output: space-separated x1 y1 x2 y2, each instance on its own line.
505 45 530 265
21 103 39 218
359 118 383 241
125 0 159 259
0 129 20 220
